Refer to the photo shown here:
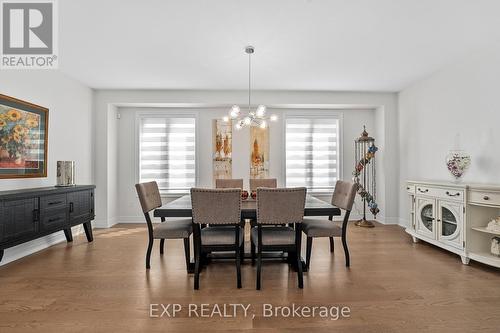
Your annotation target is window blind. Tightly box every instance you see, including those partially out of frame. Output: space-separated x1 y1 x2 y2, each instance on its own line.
285 117 339 192
139 116 196 193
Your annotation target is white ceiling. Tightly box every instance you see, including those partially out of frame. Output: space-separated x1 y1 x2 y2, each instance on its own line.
59 0 500 91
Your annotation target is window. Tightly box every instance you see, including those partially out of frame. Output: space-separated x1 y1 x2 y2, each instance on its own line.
138 115 197 194
285 116 340 193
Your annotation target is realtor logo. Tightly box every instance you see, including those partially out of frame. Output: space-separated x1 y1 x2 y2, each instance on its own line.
1 0 58 68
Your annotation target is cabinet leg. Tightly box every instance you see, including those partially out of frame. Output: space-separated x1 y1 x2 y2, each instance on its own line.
83 222 94 242
412 236 419 243
0 249 4 262
63 228 73 242
461 256 470 265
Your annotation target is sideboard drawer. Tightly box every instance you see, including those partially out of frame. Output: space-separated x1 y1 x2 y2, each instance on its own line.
41 209 67 231
469 190 500 206
415 185 464 202
41 194 67 211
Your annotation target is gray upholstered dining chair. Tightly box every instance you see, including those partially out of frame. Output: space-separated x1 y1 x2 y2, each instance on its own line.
251 187 307 290
302 180 357 269
135 181 193 270
191 188 243 290
215 178 244 189
249 178 277 191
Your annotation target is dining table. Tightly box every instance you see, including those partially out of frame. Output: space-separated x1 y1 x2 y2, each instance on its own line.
154 194 341 272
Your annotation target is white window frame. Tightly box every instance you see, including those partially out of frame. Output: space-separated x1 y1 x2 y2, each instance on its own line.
135 111 199 197
282 110 343 196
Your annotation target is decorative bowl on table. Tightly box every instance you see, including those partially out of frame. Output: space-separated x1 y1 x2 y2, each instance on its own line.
241 190 249 200
251 191 257 200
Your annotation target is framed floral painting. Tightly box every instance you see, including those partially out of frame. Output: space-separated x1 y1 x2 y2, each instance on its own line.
0 94 48 178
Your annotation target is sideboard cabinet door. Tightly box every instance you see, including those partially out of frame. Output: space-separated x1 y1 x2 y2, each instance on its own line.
68 190 92 225
2 198 38 242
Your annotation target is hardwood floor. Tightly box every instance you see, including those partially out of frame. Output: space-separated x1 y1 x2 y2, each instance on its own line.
1 223 500 332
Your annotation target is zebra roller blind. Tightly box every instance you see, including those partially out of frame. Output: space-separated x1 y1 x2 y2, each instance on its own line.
139 116 196 193
285 117 340 192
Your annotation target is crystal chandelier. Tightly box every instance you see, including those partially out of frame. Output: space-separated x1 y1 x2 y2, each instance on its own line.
223 46 277 129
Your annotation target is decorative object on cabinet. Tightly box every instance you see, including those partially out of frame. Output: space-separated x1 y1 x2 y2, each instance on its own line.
353 126 379 228
491 237 500 256
0 94 48 179
250 125 269 179
0 185 96 263
56 161 76 187
406 180 500 268
445 150 471 181
486 217 500 232
213 119 232 182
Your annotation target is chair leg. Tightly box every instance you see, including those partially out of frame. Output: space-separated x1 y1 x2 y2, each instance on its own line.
329 237 335 253
183 238 191 273
193 225 201 290
251 240 256 265
296 250 304 289
240 243 245 265
194 247 201 290
296 228 303 289
160 239 165 255
342 232 350 267
256 248 262 290
306 237 313 270
146 238 154 269
256 226 262 290
236 247 242 289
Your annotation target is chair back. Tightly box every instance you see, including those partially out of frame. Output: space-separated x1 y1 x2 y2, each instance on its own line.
331 180 358 211
250 178 277 191
191 188 241 225
215 178 243 189
135 181 162 214
256 187 306 225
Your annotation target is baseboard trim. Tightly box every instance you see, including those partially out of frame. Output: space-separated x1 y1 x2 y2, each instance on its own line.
0 225 83 267
94 216 118 228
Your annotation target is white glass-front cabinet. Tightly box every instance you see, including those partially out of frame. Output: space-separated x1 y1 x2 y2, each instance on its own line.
406 181 467 264
406 181 500 268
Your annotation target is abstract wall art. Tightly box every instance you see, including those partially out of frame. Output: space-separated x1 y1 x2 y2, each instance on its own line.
213 119 232 182
250 126 269 179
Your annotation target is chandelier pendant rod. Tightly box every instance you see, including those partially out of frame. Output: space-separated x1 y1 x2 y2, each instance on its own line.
248 49 251 113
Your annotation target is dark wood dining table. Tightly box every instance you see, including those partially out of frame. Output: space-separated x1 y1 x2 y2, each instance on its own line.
154 194 341 219
154 194 341 272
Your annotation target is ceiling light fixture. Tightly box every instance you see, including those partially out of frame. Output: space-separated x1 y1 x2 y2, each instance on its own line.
225 46 277 130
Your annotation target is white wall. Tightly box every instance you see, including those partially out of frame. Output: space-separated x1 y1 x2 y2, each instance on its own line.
0 71 93 265
398 47 500 226
115 106 375 221
94 90 398 227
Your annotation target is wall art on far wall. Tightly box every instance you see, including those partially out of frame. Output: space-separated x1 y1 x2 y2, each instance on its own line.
213 119 232 182
0 94 48 178
250 126 269 179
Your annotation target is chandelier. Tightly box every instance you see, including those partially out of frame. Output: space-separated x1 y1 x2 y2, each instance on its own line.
223 46 277 129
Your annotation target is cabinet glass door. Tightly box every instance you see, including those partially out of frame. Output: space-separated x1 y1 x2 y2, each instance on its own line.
416 197 436 239
420 204 434 232
437 200 463 249
441 206 457 236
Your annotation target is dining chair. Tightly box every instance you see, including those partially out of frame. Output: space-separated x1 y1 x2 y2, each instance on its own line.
302 180 357 269
135 181 193 270
252 187 307 290
215 178 244 189
191 188 243 290
249 178 277 191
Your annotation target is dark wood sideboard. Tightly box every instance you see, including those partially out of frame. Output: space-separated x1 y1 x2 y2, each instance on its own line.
0 185 96 262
